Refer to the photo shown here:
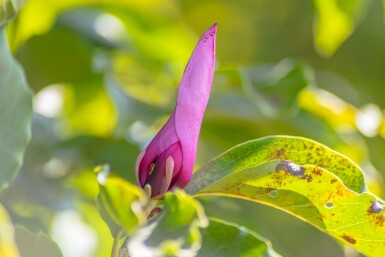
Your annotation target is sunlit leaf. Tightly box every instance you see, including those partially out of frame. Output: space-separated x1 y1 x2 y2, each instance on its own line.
199 218 281 257
8 0 184 50
96 170 147 236
299 88 357 131
127 190 208 257
15 227 63 257
62 82 117 137
313 0 371 57
7 0 77 49
187 136 366 195
0 204 20 257
193 159 385 256
0 29 32 189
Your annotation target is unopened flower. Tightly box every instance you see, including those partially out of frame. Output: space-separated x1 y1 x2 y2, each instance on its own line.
135 24 217 199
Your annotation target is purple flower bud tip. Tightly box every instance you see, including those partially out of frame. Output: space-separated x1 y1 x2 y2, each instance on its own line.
135 23 217 199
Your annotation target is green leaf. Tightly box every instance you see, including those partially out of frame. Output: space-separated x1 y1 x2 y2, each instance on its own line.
61 135 140 182
96 167 147 237
0 203 20 257
193 159 385 256
15 27 94 90
0 29 32 189
187 136 366 195
0 0 17 27
242 59 311 117
199 218 281 257
14 227 63 257
127 190 208 257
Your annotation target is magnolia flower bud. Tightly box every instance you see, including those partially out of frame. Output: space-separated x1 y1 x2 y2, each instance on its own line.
135 24 217 199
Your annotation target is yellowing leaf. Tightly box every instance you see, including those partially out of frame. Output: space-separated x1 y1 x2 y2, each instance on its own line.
188 136 384 256
195 161 385 257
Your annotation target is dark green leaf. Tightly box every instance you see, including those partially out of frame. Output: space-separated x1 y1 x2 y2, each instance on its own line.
199 218 281 257
15 27 94 90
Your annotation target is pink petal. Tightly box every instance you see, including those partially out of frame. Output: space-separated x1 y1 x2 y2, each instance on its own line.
137 113 179 186
174 23 217 187
144 142 182 198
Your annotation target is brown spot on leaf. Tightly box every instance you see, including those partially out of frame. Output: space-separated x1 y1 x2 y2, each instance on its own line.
276 148 285 157
334 185 347 197
341 235 356 244
270 171 286 188
369 212 385 227
330 178 337 184
263 187 275 194
311 168 322 176
300 174 313 182
376 215 385 226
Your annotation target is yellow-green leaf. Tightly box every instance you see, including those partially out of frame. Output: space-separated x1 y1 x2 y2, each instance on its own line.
194 160 384 256
187 136 366 195
313 0 371 57
96 170 147 236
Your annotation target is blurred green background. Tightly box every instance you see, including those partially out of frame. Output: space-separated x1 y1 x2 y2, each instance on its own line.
2 0 385 256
